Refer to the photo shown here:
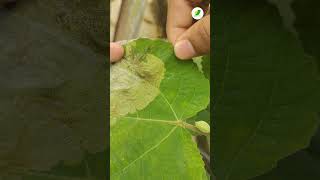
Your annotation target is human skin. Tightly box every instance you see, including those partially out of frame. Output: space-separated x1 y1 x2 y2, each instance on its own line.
166 0 210 60
110 0 210 62
110 42 124 63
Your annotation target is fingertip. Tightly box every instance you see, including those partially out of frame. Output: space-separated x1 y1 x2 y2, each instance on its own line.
174 40 196 60
110 42 124 62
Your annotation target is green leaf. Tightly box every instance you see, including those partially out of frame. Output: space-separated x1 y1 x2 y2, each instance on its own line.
253 125 320 179
110 38 210 179
213 1 319 180
252 149 320 180
192 55 210 80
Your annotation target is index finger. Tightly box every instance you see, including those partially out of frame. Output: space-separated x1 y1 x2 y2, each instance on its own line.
166 0 193 44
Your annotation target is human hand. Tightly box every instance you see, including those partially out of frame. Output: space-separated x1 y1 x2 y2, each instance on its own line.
110 42 124 63
167 0 210 60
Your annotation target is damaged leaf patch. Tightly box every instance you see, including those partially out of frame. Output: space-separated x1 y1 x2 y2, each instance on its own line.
110 43 165 125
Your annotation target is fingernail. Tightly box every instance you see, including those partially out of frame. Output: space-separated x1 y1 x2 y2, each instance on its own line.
174 40 196 60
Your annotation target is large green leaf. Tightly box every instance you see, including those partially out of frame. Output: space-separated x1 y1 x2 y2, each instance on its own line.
110 38 210 179
213 1 319 180
251 1 320 178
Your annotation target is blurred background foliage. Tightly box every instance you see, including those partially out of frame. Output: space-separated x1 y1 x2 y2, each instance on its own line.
253 0 320 179
0 0 107 179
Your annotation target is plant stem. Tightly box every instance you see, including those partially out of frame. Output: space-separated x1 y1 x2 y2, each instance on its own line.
123 117 209 136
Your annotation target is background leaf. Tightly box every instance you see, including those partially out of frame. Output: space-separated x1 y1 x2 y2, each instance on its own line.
213 1 320 179
292 0 320 71
253 1 320 178
253 150 320 180
0 1 108 179
13 0 108 54
252 127 320 180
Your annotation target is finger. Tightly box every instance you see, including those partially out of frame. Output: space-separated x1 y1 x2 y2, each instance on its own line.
174 15 210 60
110 42 124 62
166 0 193 44
187 0 210 11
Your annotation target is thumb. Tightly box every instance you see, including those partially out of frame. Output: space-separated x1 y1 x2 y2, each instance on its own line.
174 15 210 60
110 42 124 62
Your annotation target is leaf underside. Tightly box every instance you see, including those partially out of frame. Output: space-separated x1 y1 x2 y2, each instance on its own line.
110 39 210 179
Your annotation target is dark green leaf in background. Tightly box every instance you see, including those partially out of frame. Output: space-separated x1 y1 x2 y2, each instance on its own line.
252 148 320 180
13 0 108 54
0 1 108 179
252 127 320 180
292 0 320 166
213 1 320 180
293 0 320 71
253 0 320 179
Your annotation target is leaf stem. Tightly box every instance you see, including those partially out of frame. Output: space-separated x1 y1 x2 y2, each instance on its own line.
124 117 209 136
123 117 177 125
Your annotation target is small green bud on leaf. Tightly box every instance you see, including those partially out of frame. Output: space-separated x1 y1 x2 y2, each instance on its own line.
195 121 210 134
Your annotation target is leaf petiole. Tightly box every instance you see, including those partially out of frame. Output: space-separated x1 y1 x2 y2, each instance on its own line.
123 117 209 136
